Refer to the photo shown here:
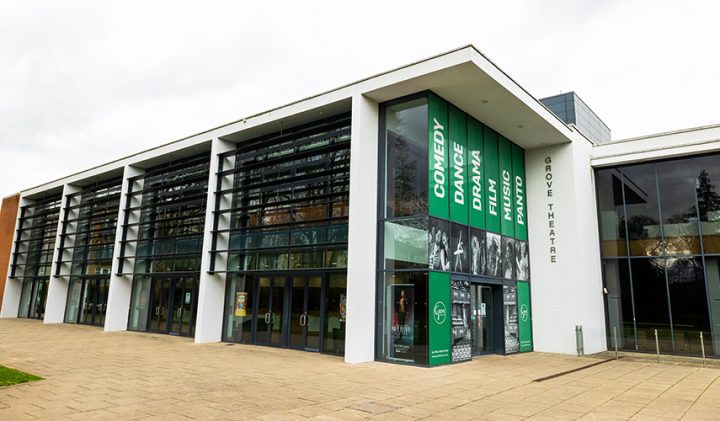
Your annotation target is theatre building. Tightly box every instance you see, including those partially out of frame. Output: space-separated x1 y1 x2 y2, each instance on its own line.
1 45 719 364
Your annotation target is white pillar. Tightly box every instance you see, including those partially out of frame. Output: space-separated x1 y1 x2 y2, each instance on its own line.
195 138 235 343
0 197 29 318
44 184 81 323
525 138 606 354
105 165 144 331
345 93 379 363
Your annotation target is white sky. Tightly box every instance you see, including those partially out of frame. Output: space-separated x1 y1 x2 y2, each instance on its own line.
1 0 719 199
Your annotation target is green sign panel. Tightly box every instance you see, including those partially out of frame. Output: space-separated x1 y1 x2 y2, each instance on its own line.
499 136 514 238
428 271 451 366
449 106 468 224
517 281 533 353
483 127 500 234
428 94 449 219
512 144 527 241
467 118 484 229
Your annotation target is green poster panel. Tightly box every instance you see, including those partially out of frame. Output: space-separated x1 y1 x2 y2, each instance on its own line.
517 281 533 353
428 271 451 366
512 144 527 241
428 94 449 219
483 127 500 234
467 118 485 229
448 106 468 224
499 136 514 238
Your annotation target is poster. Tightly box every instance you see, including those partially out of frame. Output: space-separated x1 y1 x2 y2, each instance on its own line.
502 237 516 280
503 285 519 354
234 291 247 317
515 241 530 281
390 285 414 361
486 232 502 277
517 281 533 352
451 224 468 273
470 228 486 276
451 279 472 362
428 93 449 219
428 271 451 366
449 105 468 225
428 218 451 272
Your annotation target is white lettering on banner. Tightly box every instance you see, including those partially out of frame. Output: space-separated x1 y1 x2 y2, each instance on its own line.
471 150 482 211
488 179 497 216
545 156 557 263
453 142 465 205
432 118 446 199
502 170 512 221
515 175 525 226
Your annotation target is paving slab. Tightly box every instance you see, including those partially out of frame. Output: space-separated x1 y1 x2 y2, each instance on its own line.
1 319 720 420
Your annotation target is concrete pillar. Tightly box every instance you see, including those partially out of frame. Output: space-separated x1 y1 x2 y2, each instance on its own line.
195 138 236 343
345 93 379 363
525 138 606 354
44 184 81 323
105 165 145 331
0 196 30 318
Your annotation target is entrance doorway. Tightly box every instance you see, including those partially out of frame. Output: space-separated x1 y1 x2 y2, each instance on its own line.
65 277 110 326
148 277 198 337
470 284 496 355
223 273 345 354
18 278 49 319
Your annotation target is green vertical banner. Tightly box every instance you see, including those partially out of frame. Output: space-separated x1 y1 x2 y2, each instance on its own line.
467 118 485 229
499 136 514 238
483 127 500 234
448 106 468 224
428 271 451 366
428 94 449 219
517 281 533 352
512 144 527 241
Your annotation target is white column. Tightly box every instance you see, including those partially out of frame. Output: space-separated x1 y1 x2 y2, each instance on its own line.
195 138 235 343
105 165 144 331
525 138 606 354
44 184 81 323
345 93 379 363
0 196 30 318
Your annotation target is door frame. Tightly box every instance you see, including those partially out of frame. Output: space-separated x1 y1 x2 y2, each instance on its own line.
146 275 199 337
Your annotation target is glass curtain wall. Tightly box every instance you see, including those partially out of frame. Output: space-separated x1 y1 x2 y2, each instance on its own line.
60 178 122 326
597 154 720 356
12 194 62 319
216 114 350 355
123 153 210 336
377 92 532 366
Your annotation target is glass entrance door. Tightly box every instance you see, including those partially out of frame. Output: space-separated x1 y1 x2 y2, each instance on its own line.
147 277 198 337
254 276 286 346
471 285 494 354
289 275 323 351
169 278 197 336
19 279 49 319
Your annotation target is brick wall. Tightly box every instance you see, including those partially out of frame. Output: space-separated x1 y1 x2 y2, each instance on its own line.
0 194 20 311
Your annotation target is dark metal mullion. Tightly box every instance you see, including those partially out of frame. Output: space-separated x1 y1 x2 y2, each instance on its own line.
620 169 639 350
654 164 675 352
692 158 715 353
209 153 224 273
117 177 134 275
55 195 73 277
11 207 27 277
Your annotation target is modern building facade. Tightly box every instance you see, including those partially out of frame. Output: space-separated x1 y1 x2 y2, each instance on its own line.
1 45 718 364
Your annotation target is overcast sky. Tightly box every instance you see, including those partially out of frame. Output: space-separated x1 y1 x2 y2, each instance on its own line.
1 1 719 199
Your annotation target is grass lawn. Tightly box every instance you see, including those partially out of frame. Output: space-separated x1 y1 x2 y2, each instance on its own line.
0 365 42 387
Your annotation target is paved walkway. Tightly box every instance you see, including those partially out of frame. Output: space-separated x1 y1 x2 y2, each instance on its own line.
1 319 719 420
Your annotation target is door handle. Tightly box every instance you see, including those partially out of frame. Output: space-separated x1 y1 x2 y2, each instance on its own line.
265 312 271 324
177 307 183 318
300 314 306 327
155 306 160 316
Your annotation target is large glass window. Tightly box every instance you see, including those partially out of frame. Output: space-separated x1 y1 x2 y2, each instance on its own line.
596 153 720 356
384 98 428 218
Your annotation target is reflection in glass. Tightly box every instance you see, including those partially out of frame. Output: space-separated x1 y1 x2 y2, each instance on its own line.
622 164 662 256
703 257 720 355
667 257 712 355
603 259 635 350
657 161 701 255
595 168 627 256
384 98 428 218
693 155 720 253
384 218 428 270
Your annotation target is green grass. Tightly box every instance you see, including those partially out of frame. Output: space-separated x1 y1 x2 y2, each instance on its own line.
0 365 43 387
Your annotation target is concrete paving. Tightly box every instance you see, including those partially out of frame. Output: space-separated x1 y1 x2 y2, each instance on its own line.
1 319 719 420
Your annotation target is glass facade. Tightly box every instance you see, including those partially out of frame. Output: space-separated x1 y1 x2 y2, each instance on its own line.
12 194 62 319
124 153 210 336
60 178 122 326
216 114 350 355
596 154 720 356
377 93 532 366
